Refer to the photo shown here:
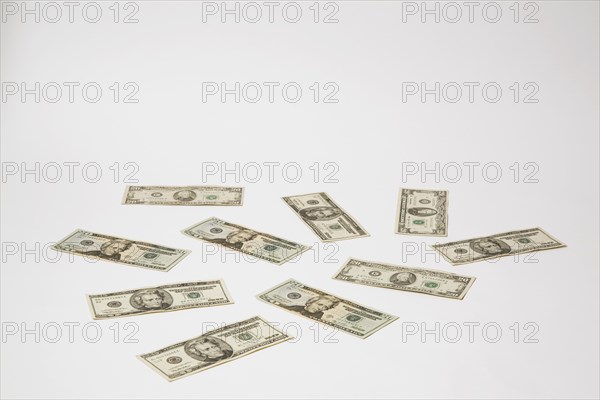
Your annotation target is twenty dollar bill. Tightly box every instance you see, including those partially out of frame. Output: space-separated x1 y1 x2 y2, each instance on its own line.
282 192 369 241
53 229 190 272
87 280 233 319
333 258 475 300
182 217 310 265
395 188 448 236
257 279 397 339
122 185 244 206
138 316 291 381
432 227 566 265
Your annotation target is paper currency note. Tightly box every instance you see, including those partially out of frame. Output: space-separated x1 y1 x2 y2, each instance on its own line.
395 188 448 236
87 280 233 319
432 227 566 265
138 316 291 381
122 185 244 206
257 279 397 339
182 217 310 265
282 192 369 242
333 258 475 300
53 229 190 272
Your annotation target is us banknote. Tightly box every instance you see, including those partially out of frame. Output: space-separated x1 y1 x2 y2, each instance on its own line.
138 316 291 381
282 192 369 242
395 188 448 236
53 229 190 272
87 280 233 319
257 279 397 339
432 227 566 265
333 258 475 300
182 217 310 265
122 185 244 206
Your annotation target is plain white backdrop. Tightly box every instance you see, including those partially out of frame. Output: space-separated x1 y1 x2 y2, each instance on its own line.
1 1 599 398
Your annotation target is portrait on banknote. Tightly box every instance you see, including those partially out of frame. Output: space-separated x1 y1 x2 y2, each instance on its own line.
172 190 197 202
83 239 133 261
407 207 438 217
283 294 340 320
130 289 174 310
389 272 417 286
208 229 259 251
470 238 512 255
299 206 343 221
184 337 234 363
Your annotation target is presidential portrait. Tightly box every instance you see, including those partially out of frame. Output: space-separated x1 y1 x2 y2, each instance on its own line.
184 336 233 363
210 229 259 250
407 207 438 217
173 190 197 202
84 239 133 261
299 206 343 221
389 272 417 286
130 289 173 310
470 238 511 256
285 295 340 320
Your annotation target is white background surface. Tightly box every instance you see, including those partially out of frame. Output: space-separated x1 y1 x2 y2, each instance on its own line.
1 1 599 398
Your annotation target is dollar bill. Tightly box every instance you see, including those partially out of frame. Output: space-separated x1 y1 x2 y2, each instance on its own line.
87 280 233 319
138 316 291 381
395 188 448 236
333 258 475 300
182 217 310 265
122 185 244 206
282 192 369 242
53 229 190 272
432 227 566 265
257 279 397 339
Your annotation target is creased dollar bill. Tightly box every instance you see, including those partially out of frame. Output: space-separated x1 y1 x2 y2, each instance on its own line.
282 192 369 242
395 188 448 236
138 316 291 381
333 258 475 300
53 229 191 272
122 185 244 206
432 227 566 265
87 280 233 319
257 279 397 339
182 217 310 265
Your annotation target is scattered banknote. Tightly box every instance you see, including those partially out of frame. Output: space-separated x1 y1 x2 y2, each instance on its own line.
282 192 369 242
257 279 397 339
87 280 234 319
432 227 566 265
333 258 475 300
122 185 244 206
182 217 310 265
53 229 190 272
138 316 291 381
395 188 448 236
